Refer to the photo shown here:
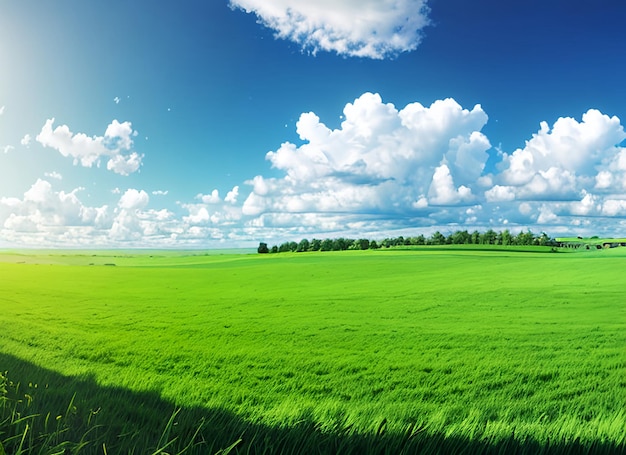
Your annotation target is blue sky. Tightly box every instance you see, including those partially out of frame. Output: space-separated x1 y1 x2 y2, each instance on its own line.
1 0 625 247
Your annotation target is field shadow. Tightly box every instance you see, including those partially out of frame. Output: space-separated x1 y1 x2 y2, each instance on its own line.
0 352 623 454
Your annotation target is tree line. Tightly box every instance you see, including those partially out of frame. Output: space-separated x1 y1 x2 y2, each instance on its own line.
258 229 557 254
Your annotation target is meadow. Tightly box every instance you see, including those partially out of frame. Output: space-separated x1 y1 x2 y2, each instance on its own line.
1 247 625 453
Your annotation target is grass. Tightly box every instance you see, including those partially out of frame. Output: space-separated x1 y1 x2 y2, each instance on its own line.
1 247 625 453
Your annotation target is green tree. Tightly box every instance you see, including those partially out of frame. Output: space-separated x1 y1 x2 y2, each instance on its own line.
413 234 426 245
516 230 535 245
320 238 333 251
450 230 470 244
310 238 322 251
257 242 269 254
481 229 497 245
430 231 446 245
333 238 352 251
297 238 310 252
537 232 550 246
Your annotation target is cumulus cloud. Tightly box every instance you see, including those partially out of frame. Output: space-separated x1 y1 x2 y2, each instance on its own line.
5 94 626 248
118 189 149 210
428 164 473 205
0 179 109 239
197 189 221 204
495 110 626 198
0 106 4 115
225 186 240 204
230 0 430 59
242 92 490 231
0 181 178 247
481 109 626 231
21 134 32 147
106 152 143 175
2 145 14 154
36 118 144 175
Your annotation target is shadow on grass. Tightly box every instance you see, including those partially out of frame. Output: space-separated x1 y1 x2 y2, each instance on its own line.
0 353 623 454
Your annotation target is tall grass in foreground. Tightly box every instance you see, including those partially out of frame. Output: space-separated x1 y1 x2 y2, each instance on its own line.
1 248 625 453
2 364 622 455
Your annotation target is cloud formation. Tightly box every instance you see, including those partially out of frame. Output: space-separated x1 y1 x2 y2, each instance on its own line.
36 119 143 175
230 0 430 59
3 93 626 248
243 93 490 225
21 134 32 147
484 109 626 229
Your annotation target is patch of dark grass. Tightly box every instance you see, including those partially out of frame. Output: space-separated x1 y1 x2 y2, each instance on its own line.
1 353 624 454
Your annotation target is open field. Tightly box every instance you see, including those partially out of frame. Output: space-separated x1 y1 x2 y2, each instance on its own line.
1 248 625 453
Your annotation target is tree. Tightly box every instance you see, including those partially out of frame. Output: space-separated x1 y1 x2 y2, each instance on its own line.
537 232 550 246
297 238 310 252
516 230 535 245
310 238 322 251
257 242 269 254
481 229 497 245
501 229 511 246
450 230 470 244
320 238 333 251
333 238 352 251
430 231 446 245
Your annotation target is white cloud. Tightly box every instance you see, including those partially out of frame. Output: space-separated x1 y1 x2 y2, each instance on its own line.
479 109 626 232
118 189 149 210
428 164 473 205
21 134 31 147
2 145 14 154
36 118 143 175
0 179 108 237
114 97 120 104
197 189 221 204
495 110 626 199
183 205 211 225
243 92 489 227
5 94 626 248
0 106 4 115
44 171 63 180
230 0 430 59
601 199 626 217
106 151 143 176
0 179 232 247
570 191 598 216
485 185 516 202
225 186 239 204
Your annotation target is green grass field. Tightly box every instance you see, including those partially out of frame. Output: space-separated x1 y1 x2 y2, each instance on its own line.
1 247 625 453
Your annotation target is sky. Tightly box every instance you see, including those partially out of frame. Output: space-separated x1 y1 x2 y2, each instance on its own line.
1 0 626 248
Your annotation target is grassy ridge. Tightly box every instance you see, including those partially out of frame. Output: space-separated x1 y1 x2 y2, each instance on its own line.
1 248 625 453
